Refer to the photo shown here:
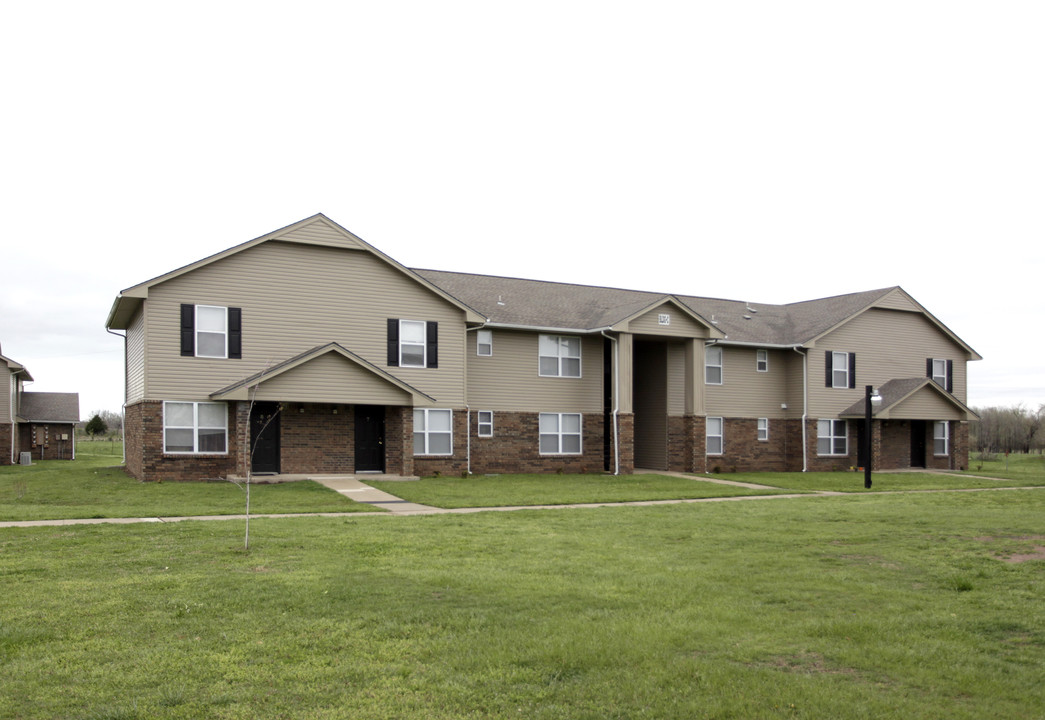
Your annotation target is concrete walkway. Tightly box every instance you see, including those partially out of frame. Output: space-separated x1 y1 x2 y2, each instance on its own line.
0 473 1041 529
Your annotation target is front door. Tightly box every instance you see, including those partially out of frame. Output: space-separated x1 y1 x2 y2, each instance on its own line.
250 402 281 474
354 405 386 472
910 420 927 468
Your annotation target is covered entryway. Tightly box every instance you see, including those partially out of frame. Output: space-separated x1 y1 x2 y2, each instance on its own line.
633 341 668 469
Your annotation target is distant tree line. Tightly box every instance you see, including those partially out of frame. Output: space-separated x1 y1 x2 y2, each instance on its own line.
79 409 123 439
970 404 1045 455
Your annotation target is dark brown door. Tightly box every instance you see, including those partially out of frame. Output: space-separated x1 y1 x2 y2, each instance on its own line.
354 405 386 472
250 402 281 474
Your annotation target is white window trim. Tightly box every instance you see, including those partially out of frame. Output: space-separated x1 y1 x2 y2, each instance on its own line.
538 335 582 378
477 410 493 437
195 305 228 359
163 401 228 455
705 346 723 385
539 412 583 455
756 349 769 373
399 319 427 368
831 351 850 389
707 417 724 455
934 421 949 456
476 329 493 357
932 359 947 387
757 418 769 442
413 408 453 456
817 419 848 456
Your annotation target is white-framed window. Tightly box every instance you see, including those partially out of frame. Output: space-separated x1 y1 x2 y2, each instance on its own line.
477 410 493 437
414 408 452 455
817 419 848 456
705 346 723 385
930 358 949 389
163 401 227 454
830 351 851 388
196 305 228 358
477 330 493 357
539 335 581 378
399 320 428 368
756 349 769 373
539 413 582 455
757 418 769 442
707 417 724 455
934 421 949 456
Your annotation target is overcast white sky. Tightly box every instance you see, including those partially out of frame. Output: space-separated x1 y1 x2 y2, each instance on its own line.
2 1 1042 418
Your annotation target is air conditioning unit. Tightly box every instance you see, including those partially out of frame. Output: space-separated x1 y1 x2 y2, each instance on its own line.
19 452 32 466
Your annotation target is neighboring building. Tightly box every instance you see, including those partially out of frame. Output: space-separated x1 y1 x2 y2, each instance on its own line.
104 214 980 482
1 345 80 463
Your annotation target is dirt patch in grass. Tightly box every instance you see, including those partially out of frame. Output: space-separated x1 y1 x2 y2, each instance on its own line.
760 652 860 676
974 535 1045 563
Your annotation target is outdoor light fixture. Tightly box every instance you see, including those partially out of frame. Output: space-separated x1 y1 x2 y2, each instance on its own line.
864 386 883 489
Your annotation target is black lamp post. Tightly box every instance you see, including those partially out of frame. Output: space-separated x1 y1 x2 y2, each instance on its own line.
864 385 882 489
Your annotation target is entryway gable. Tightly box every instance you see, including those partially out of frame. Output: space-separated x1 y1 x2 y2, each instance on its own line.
841 377 976 421
614 297 723 339
210 342 431 405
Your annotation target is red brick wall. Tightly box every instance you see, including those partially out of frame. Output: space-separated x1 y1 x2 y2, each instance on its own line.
0 423 12 465
465 411 605 475
805 418 858 472
18 423 76 461
666 415 706 473
129 400 240 482
279 404 353 474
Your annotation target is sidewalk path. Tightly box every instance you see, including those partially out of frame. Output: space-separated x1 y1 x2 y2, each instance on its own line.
0 474 1041 529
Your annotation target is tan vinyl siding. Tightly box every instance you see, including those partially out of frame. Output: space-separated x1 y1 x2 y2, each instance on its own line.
809 308 969 415
249 353 413 405
628 305 711 338
280 222 367 250
885 391 965 420
126 308 145 403
666 343 686 415
706 346 790 418
143 241 466 406
1 367 12 423
873 289 921 312
466 329 603 413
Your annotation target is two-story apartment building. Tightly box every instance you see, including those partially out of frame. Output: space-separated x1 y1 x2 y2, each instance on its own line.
1 345 81 463
105 214 980 482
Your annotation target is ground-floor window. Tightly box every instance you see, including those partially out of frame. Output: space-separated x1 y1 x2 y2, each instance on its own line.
934 421 949 456
707 417 724 455
163 401 227 454
539 413 582 455
414 409 453 455
817 419 848 456
757 418 769 442
477 410 493 437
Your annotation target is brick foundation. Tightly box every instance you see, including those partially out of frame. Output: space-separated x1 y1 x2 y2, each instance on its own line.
0 423 12 465
466 411 606 475
17 423 77 461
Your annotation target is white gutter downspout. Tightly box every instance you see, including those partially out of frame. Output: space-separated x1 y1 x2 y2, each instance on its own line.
601 332 620 476
793 346 808 472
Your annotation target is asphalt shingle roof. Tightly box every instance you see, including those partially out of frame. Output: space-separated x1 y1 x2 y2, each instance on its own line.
18 392 80 423
415 268 897 346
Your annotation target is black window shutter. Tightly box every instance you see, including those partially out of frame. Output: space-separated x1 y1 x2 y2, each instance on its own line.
825 351 833 387
180 304 195 357
228 308 242 359
926 358 934 379
848 353 856 389
946 360 953 393
426 321 438 368
387 319 399 366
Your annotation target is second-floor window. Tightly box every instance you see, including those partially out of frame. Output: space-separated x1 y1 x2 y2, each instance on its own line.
180 304 242 359
477 330 493 356
756 349 768 372
539 335 581 377
705 346 723 385
387 319 438 368
826 351 856 389
928 358 953 392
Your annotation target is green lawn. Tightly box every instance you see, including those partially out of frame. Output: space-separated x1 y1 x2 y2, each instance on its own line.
1 491 1042 719
370 472 794 508
0 449 377 521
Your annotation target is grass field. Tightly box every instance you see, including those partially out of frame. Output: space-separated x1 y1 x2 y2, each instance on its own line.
2 491 1043 719
0 444 376 521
